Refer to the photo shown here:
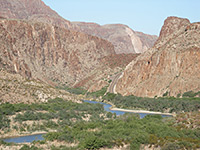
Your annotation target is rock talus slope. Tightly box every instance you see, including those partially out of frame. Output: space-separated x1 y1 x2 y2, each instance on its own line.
116 17 200 97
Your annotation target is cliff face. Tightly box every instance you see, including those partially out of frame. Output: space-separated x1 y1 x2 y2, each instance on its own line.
72 22 158 54
0 0 141 90
0 0 157 54
116 17 200 97
0 19 115 86
0 0 72 29
155 16 190 47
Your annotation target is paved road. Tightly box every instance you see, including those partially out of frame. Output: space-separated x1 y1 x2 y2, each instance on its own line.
108 72 122 93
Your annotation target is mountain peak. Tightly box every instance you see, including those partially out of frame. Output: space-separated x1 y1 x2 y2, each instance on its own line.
155 16 190 46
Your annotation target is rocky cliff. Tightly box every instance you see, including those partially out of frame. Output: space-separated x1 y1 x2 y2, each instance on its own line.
72 22 158 54
0 0 73 29
0 19 115 87
116 17 200 97
0 0 143 90
0 0 157 54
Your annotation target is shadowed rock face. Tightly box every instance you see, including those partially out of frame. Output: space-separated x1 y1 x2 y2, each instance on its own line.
116 17 200 97
72 22 158 54
0 19 115 86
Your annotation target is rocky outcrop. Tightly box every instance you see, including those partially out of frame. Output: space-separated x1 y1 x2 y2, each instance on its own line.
0 0 141 90
0 0 73 29
116 17 200 97
0 19 115 87
72 22 158 54
0 0 157 54
155 16 190 47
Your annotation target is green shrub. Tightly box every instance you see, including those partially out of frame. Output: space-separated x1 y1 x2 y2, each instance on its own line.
20 145 41 150
82 136 107 150
103 93 117 101
87 87 108 98
130 142 140 150
58 86 87 95
182 91 197 97
163 91 169 97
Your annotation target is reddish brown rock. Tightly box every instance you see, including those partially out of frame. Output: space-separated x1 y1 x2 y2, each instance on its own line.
0 19 115 87
88 80 108 93
155 16 190 47
0 0 73 29
116 17 200 97
0 0 143 90
0 0 157 54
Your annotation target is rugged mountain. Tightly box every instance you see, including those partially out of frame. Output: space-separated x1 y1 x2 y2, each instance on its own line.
72 22 158 54
0 19 117 88
116 17 200 97
0 0 157 54
0 0 72 29
0 0 141 90
155 16 190 47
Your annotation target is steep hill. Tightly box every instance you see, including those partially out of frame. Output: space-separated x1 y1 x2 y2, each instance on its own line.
116 17 200 97
72 22 157 54
0 0 141 90
0 0 157 54
0 19 116 88
0 0 72 29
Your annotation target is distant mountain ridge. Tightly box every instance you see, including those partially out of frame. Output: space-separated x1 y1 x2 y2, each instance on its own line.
72 22 157 54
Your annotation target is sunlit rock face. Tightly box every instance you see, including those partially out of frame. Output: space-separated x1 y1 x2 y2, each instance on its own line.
0 0 157 55
72 22 158 54
0 0 73 29
116 17 200 97
0 19 115 86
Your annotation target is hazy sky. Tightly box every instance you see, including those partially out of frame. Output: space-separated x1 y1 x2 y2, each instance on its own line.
42 0 199 35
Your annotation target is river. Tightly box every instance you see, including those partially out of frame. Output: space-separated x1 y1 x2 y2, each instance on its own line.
83 100 173 118
3 134 44 143
3 100 172 143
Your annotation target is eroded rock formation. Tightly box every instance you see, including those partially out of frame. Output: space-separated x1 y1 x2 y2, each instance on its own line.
72 22 157 54
0 19 115 87
0 0 157 54
116 17 200 97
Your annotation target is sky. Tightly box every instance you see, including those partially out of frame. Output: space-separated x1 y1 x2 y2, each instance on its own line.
42 0 200 35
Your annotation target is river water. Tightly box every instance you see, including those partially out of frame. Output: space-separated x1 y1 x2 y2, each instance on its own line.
83 100 173 118
3 100 172 143
3 134 44 143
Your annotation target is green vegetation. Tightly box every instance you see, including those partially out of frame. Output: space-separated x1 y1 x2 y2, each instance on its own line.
0 98 106 132
103 93 200 113
86 86 108 98
44 114 200 150
20 144 43 150
182 90 200 98
57 86 87 95
1 97 199 149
